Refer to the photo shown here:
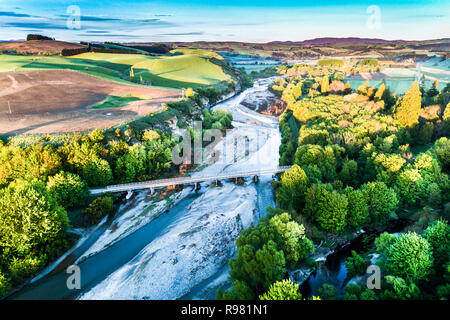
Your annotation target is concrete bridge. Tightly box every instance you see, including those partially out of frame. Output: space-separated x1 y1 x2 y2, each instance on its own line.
90 166 291 195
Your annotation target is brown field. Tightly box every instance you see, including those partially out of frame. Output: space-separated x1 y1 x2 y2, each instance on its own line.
0 70 181 136
0 40 85 54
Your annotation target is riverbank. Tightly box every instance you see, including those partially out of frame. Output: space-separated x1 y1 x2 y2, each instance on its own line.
10 76 282 300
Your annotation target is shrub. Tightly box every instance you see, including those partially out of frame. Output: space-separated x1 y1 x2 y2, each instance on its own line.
81 196 114 226
259 279 303 300
345 251 370 278
316 283 338 300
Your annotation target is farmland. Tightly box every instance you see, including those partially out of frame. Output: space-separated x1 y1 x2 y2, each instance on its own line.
0 47 237 135
0 70 180 135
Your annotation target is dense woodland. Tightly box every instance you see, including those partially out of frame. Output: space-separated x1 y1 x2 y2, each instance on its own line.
218 62 450 300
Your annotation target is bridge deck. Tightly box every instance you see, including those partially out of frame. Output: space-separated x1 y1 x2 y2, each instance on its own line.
90 166 291 194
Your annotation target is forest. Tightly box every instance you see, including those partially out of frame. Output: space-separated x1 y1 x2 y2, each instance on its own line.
217 62 450 300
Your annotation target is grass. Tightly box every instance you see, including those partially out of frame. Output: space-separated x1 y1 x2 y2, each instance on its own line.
0 49 232 90
91 94 147 109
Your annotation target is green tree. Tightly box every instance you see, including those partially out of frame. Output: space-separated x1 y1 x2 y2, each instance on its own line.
360 181 398 224
269 213 314 267
344 187 369 229
259 279 303 300
383 276 421 300
304 184 348 233
216 280 255 300
345 251 370 278
385 232 433 282
47 171 89 210
316 283 338 300
229 240 286 294
395 81 422 128
422 219 449 272
277 164 308 211
395 169 425 206
0 180 69 256
81 196 114 226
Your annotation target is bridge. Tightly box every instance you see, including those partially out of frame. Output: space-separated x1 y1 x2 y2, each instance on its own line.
90 166 291 195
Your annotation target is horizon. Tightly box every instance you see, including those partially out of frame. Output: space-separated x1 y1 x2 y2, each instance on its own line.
0 0 449 43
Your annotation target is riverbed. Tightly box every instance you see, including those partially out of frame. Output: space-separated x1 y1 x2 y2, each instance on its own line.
11 78 281 300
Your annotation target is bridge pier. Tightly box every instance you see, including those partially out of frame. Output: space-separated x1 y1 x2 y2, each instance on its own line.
253 175 259 184
126 190 133 200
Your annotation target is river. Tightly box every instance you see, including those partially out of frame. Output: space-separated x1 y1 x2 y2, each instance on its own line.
11 77 281 300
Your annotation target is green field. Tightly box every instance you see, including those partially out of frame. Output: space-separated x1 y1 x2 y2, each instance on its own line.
0 48 232 89
90 95 146 109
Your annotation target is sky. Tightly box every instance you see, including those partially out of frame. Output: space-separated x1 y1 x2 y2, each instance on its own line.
0 0 449 43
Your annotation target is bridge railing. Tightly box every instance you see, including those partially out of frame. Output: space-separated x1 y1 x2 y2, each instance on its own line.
90 166 292 194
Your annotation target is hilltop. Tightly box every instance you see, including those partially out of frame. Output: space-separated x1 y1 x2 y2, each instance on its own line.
0 40 85 55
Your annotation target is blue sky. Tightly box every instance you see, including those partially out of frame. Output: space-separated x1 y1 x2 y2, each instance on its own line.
0 0 448 42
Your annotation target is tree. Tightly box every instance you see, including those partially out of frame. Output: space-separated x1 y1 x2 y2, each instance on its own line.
383 276 420 300
47 171 89 210
81 158 113 187
344 187 369 229
435 137 450 169
316 283 338 300
81 196 114 226
259 279 303 300
216 280 255 300
229 241 286 294
345 251 370 278
360 181 398 224
321 76 329 94
304 184 348 233
374 83 386 102
385 232 433 282
277 164 308 210
0 180 69 256
395 81 422 128
422 219 449 271
268 213 314 267
443 102 450 123
344 82 352 94
339 160 358 186
395 169 425 206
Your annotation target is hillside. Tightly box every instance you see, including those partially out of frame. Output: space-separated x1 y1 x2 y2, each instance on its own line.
0 40 85 55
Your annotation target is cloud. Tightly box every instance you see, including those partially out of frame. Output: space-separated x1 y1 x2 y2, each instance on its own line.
76 33 142 39
156 32 204 36
0 11 35 18
4 22 66 30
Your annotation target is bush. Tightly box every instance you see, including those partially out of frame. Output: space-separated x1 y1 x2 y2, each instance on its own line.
81 196 114 226
259 279 303 300
316 283 338 300
345 251 370 278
